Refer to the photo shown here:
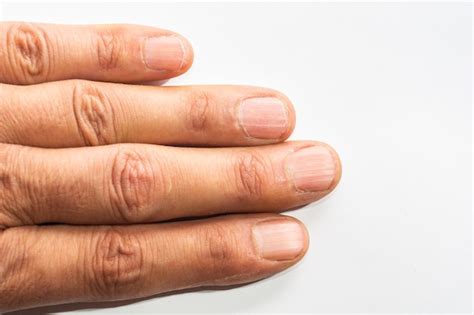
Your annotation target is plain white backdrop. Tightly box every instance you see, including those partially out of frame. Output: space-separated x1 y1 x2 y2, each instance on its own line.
1 2 472 314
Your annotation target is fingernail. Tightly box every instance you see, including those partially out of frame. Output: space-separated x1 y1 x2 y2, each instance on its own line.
144 36 186 71
285 146 336 192
253 219 306 260
239 97 288 139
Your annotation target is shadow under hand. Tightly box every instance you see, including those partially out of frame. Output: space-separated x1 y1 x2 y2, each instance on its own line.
4 282 255 315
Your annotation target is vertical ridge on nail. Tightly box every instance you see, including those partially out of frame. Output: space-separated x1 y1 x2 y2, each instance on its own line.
239 97 288 139
285 146 336 192
144 36 186 71
253 219 306 261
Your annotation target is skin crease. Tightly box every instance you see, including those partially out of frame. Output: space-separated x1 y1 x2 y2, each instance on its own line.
0 22 342 312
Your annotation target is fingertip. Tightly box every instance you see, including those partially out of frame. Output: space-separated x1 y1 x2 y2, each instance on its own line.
319 142 342 192
294 216 310 260
179 35 194 74
252 215 309 262
143 34 194 77
281 215 310 262
275 91 296 142
238 90 295 143
284 141 342 195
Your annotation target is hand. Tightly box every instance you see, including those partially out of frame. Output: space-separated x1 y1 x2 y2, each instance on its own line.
0 22 341 312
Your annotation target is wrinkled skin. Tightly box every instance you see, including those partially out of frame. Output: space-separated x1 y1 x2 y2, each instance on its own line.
0 23 341 312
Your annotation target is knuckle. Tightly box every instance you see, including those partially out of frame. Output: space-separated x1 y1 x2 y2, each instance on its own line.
72 81 118 146
0 163 16 227
0 230 33 310
108 147 157 223
96 31 123 70
5 23 52 83
0 85 14 143
184 90 211 132
0 147 13 216
87 227 145 299
199 224 241 279
232 151 271 199
0 145 29 227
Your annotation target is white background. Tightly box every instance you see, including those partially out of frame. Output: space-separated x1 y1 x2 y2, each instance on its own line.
1 2 472 314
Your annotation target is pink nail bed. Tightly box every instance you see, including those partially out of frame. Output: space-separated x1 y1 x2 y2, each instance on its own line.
285 146 336 192
239 97 288 139
144 36 186 71
253 219 305 261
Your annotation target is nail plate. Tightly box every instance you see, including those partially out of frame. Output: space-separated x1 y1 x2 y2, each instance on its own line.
285 146 336 192
253 219 305 260
144 36 186 71
239 97 288 139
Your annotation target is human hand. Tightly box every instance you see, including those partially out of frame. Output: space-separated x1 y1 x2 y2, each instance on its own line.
0 23 341 312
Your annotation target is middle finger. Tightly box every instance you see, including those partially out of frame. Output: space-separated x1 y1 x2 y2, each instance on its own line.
0 141 341 226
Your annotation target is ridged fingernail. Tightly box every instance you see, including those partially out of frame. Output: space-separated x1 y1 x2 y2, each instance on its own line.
144 36 186 71
285 146 336 192
253 219 305 260
239 97 288 139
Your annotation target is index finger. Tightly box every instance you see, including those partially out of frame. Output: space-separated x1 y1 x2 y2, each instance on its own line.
0 22 194 84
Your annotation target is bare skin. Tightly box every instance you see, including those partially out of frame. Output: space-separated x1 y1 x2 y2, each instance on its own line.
0 23 342 312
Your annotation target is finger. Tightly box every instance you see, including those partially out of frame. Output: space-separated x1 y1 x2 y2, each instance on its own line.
0 141 341 227
0 22 193 85
0 81 295 147
0 214 308 312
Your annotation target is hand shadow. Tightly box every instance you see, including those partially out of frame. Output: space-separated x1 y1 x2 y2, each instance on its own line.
4 282 257 315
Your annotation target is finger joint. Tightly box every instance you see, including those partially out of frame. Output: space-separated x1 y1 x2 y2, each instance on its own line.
198 224 242 282
185 90 211 133
232 151 270 200
5 23 52 84
108 147 158 223
96 32 123 70
0 229 35 310
72 81 118 146
0 145 31 227
87 227 145 299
